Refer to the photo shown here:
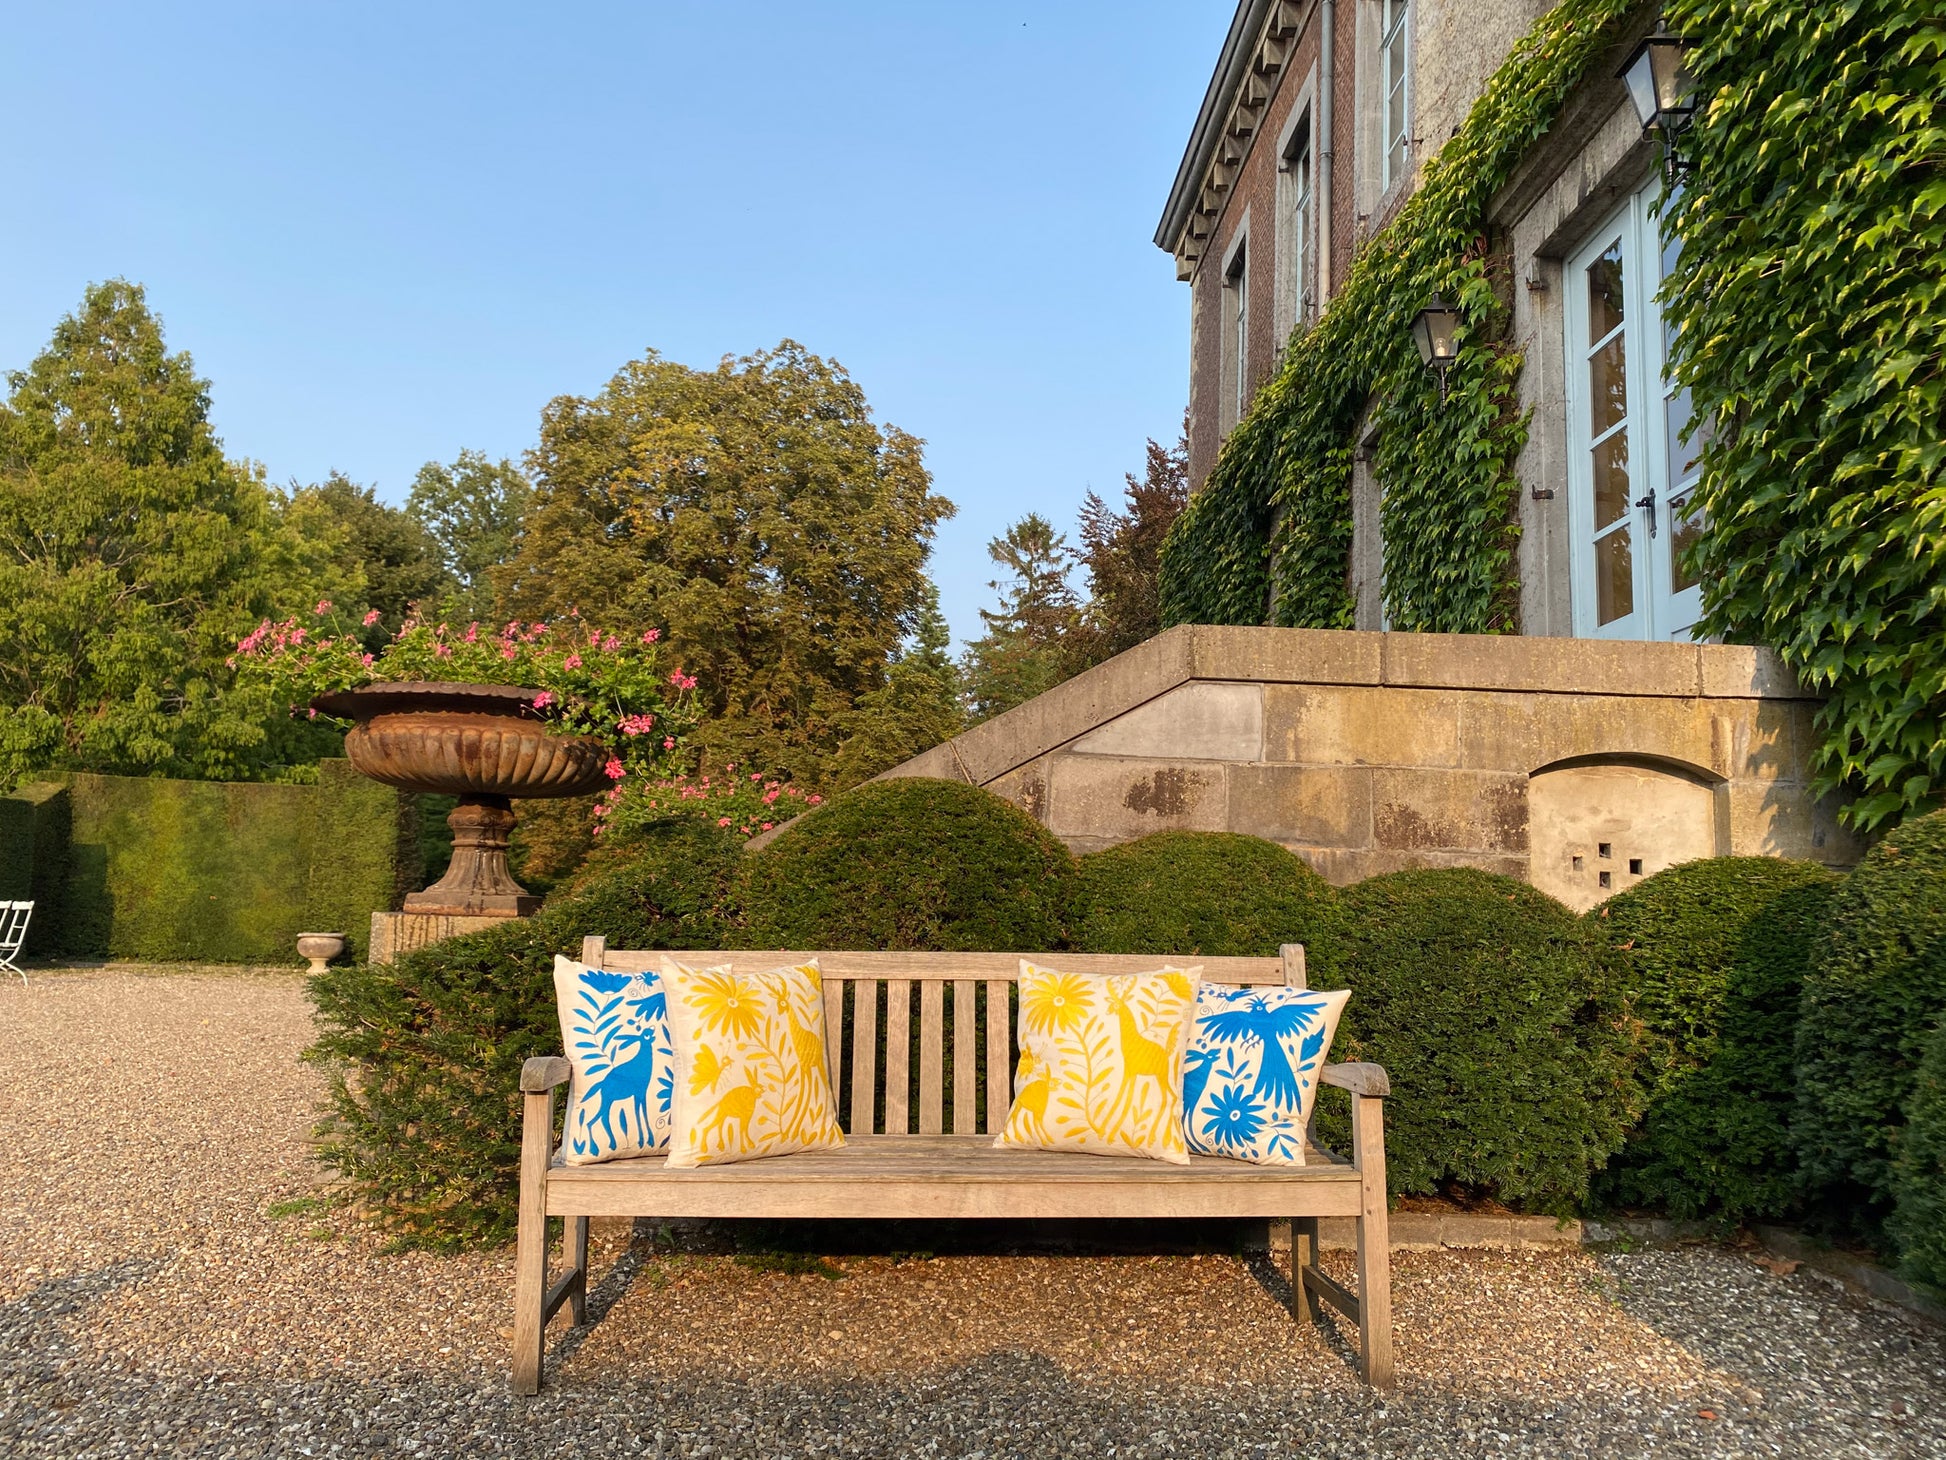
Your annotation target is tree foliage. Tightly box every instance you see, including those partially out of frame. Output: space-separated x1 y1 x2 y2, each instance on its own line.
958 513 1080 723
500 342 953 782
287 471 452 645
1065 422 1190 673
1662 0 1946 830
824 583 963 791
0 280 340 786
406 448 532 624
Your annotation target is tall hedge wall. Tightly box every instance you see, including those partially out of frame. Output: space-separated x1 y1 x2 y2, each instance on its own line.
2 761 418 963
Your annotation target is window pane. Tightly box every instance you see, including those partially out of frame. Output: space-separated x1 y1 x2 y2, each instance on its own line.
1664 386 1708 487
1388 77 1406 152
1587 242 1624 339
1590 332 1627 436
1592 429 1630 530
1669 492 1703 592
1597 525 1634 626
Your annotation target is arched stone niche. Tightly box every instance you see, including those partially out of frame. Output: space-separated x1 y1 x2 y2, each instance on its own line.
1527 755 1724 912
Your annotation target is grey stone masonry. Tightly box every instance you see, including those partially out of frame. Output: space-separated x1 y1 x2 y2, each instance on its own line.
879 627 1857 911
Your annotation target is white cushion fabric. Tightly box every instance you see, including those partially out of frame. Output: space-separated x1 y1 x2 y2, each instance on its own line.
1182 985 1349 1165
552 954 674 1165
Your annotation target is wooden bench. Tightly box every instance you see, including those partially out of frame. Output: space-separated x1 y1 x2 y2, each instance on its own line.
515 939 1394 1393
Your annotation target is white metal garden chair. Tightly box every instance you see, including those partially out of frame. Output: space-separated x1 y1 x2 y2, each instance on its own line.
0 901 32 985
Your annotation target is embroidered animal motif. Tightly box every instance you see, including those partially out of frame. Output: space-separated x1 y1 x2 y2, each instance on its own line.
1102 988 1173 1138
694 1077 762 1152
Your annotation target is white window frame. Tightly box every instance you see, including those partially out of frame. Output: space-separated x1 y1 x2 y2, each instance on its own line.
1222 225 1250 429
1380 0 1412 193
1286 121 1314 325
1562 181 1704 643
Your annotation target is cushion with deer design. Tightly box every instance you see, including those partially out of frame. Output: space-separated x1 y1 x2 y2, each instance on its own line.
997 961 1201 1165
1183 985 1350 1165
552 955 674 1165
659 957 846 1169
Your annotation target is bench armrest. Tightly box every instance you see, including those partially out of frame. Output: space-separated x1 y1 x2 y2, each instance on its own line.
1322 1062 1390 1098
521 1056 572 1093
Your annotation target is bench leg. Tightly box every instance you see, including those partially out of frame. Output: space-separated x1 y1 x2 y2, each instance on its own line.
512 1088 554 1396
567 1215 590 1326
1291 1216 1319 1324
1351 1091 1394 1389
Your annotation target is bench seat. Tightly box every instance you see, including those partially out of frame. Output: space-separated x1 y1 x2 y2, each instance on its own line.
545 1133 1363 1220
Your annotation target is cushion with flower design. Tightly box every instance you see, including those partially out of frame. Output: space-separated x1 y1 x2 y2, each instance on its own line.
659 957 846 1168
997 961 1202 1165
1182 984 1350 1165
552 955 674 1165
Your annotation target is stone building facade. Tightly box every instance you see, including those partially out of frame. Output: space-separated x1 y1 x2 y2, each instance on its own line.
1159 0 1706 645
885 626 1858 912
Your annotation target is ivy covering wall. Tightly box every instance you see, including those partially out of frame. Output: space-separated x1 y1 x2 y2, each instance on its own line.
1159 0 1945 831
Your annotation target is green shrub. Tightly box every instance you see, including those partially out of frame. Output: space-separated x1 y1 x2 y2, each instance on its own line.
1066 832 1342 966
1328 868 1641 1213
0 781 69 957
307 819 743 1249
1589 857 1841 1222
1889 1015 1946 1290
741 778 1073 952
1794 809 1946 1231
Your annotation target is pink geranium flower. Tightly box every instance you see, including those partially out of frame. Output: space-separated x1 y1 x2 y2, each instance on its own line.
717 816 732 827
363 609 382 627
641 628 661 644
604 757 626 780
564 653 583 670
315 600 332 615
532 690 555 710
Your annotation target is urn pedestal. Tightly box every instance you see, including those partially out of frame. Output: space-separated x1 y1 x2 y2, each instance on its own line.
312 682 609 920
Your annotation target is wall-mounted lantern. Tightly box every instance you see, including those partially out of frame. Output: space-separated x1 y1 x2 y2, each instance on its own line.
1411 292 1461 403
1618 21 1697 179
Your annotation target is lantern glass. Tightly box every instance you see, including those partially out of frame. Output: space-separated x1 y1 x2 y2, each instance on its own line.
1619 32 1695 132
1411 295 1460 369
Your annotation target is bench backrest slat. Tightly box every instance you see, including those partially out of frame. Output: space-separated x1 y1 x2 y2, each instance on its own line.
579 939 1307 1136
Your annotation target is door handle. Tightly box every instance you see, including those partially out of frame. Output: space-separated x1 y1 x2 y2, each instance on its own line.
1635 487 1658 537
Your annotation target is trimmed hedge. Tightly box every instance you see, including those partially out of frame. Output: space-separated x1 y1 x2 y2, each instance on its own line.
1068 832 1342 967
308 819 744 1248
742 778 1073 952
1589 857 1842 1222
1889 1015 1946 1290
1329 868 1641 1212
1794 809 1946 1230
0 782 69 957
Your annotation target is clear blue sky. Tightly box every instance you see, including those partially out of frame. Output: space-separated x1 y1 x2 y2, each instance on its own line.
0 2 1222 647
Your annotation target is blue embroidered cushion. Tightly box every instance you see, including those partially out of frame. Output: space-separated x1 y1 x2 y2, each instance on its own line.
1183 985 1349 1165
552 954 675 1165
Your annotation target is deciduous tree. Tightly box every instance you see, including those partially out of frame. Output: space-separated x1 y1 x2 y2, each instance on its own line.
500 341 953 780
406 449 531 623
0 281 339 786
288 471 451 644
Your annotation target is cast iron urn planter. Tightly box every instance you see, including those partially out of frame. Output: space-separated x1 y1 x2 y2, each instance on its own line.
311 682 610 918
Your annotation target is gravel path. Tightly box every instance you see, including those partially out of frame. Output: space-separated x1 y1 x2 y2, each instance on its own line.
3 971 1942 1458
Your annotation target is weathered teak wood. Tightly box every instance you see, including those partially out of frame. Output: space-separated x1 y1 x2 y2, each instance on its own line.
524 941 1393 1394
919 980 945 1135
952 980 977 1135
985 979 1010 1135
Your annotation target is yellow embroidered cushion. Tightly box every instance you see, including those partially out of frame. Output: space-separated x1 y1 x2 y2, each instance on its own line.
997 962 1200 1165
659 957 846 1169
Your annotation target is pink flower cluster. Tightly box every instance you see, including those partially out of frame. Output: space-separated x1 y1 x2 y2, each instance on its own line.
668 669 699 692
618 713 656 736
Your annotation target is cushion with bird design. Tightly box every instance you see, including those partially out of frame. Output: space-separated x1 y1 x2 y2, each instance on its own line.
659 957 846 1168
1182 984 1350 1165
997 961 1201 1165
553 955 674 1165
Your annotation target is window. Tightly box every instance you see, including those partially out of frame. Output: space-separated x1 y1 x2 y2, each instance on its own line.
1286 126 1314 321
1225 241 1249 424
1563 177 1705 642
1380 0 1411 191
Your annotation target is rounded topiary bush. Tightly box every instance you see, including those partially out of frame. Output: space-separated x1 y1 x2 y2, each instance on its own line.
1329 868 1641 1213
1890 1015 1946 1289
307 819 744 1248
1794 808 1946 1230
1590 857 1842 1222
1067 832 1343 967
741 777 1073 951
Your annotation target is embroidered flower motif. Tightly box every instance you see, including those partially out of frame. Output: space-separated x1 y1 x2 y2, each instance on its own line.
1022 971 1094 1037
685 970 765 1042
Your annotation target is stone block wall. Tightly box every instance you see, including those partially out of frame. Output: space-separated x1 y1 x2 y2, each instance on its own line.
884 627 1857 911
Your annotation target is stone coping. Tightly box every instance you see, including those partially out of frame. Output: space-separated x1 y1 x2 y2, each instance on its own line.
884 626 1811 794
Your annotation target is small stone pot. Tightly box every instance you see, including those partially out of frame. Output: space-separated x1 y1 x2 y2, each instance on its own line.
297 932 349 974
